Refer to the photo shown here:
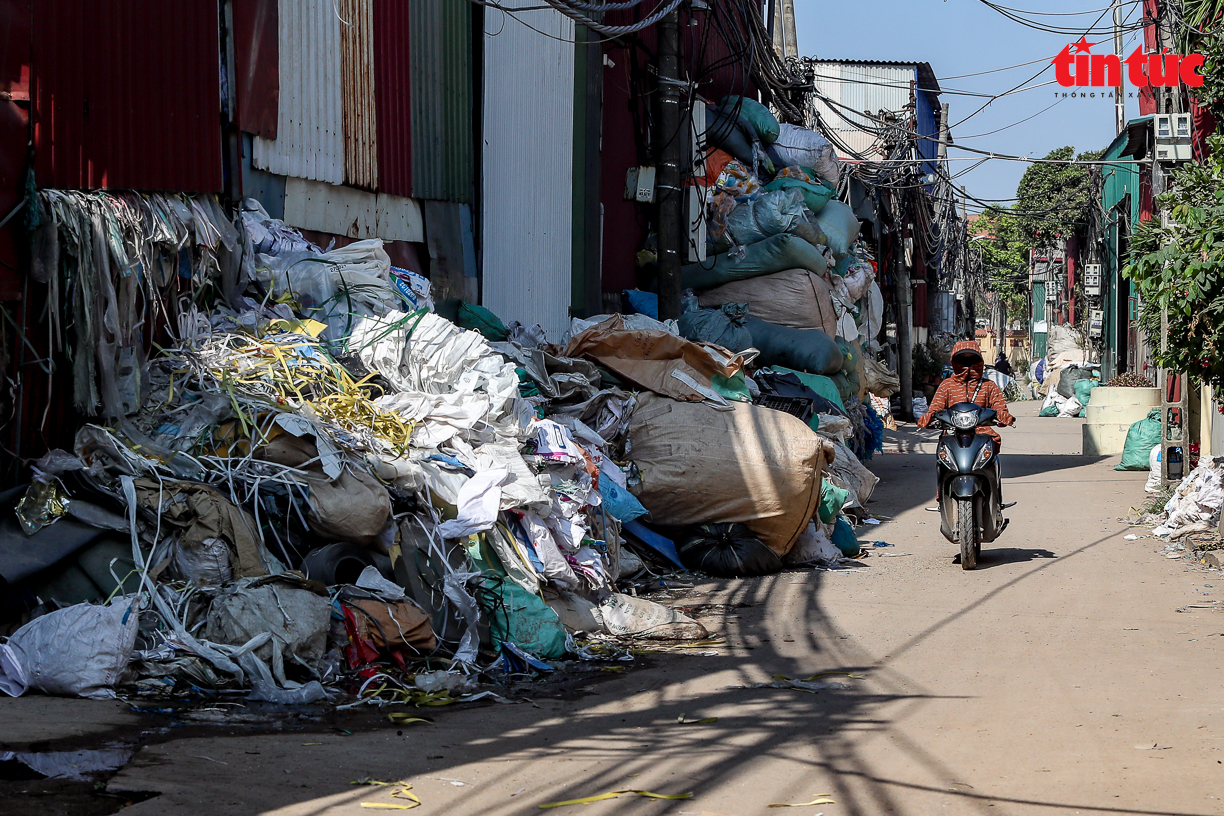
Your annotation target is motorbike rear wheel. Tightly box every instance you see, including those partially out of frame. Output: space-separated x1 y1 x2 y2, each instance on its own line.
957 498 978 570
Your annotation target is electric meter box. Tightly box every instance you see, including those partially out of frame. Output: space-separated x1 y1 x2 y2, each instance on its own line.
1155 113 1192 162
1089 309 1104 338
1082 264 1101 297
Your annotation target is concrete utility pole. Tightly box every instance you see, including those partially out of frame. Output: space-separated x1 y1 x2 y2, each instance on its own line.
1114 0 1125 134
896 217 914 420
961 186 971 334
655 8 683 320
773 0 797 59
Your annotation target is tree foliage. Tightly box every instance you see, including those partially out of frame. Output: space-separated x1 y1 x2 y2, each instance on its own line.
1014 146 1102 244
973 207 1028 322
1124 133 1224 391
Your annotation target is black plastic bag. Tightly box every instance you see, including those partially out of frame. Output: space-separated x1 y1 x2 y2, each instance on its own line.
676 523 782 578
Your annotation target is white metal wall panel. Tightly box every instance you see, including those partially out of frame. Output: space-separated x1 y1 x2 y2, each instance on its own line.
480 1 575 341
284 177 424 242
811 62 916 159
252 0 344 184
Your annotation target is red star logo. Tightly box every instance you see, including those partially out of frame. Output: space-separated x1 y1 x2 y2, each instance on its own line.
1072 37 1096 54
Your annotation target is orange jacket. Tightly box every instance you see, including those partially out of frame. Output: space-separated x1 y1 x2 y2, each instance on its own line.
920 372 1013 445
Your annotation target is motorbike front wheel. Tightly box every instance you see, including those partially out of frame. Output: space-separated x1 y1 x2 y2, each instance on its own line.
957 498 979 570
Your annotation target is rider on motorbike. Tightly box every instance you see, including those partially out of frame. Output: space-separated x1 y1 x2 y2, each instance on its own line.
917 340 1015 446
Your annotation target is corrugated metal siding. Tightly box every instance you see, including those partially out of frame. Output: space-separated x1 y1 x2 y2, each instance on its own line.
481 1 574 341
32 0 222 192
252 0 344 184
233 0 279 139
340 0 378 190
810 62 917 160
409 0 472 202
373 0 412 198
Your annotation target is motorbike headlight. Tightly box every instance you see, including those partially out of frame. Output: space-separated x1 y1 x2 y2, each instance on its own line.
972 444 994 470
951 410 978 430
938 446 956 469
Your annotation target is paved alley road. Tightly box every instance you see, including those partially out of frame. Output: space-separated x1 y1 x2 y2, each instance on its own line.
6 401 1223 816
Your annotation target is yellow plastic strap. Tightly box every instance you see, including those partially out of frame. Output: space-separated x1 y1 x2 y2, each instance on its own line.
539 790 693 809
767 794 836 808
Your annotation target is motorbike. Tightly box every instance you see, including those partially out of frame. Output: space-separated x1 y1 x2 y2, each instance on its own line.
931 401 1014 570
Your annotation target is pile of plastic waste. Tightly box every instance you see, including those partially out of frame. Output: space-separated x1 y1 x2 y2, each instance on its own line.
0 191 882 706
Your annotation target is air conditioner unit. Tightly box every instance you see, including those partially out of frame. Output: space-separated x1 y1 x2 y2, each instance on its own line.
1082 263 1101 297
1089 309 1104 338
1155 113 1192 162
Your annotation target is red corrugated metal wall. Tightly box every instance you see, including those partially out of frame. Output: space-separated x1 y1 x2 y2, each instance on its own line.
0 0 31 301
373 0 412 198
32 0 223 192
233 0 279 140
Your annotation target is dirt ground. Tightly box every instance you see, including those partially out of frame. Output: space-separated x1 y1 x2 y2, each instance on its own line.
3 401 1223 816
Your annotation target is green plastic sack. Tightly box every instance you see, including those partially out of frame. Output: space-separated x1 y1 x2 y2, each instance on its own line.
829 372 853 407
466 533 569 659
1039 405 1059 418
682 233 829 290
712 370 752 402
774 367 845 412
815 200 861 259
761 176 835 215
745 316 843 375
832 516 860 557
719 96 780 144
1115 409 1163 471
819 481 849 524
457 302 509 341
1073 378 1100 417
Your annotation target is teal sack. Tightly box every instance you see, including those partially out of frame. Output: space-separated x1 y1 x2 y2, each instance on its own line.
819 481 849 524
682 233 828 290
815 200 861 259
1074 378 1100 417
745 316 843 376
762 176 835 215
1039 405 1059 418
832 516 860 557
1116 409 1163 471
457 302 509 341
467 533 569 659
774 367 845 412
719 96 780 144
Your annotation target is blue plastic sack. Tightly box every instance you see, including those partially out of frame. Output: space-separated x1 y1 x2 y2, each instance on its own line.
598 479 648 523
624 289 658 319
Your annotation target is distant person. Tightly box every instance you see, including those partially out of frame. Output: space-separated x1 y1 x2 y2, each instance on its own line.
994 352 1013 377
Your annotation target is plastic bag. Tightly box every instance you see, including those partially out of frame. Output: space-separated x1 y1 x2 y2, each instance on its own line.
725 189 809 246
1073 377 1100 413
678 304 754 352
714 160 762 197
832 517 860 557
0 600 141 699
769 124 841 184
683 233 829 290
762 175 836 216
705 105 759 168
599 593 708 640
174 537 234 585
745 316 844 375
1116 409 1162 470
814 201 861 259
718 96 780 144
457 302 510 341
819 480 849 524
391 266 433 312
254 239 397 344
782 522 842 566
675 522 783 577
1145 447 1163 492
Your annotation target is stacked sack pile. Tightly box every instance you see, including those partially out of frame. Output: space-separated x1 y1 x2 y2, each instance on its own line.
0 189 875 705
677 95 895 545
